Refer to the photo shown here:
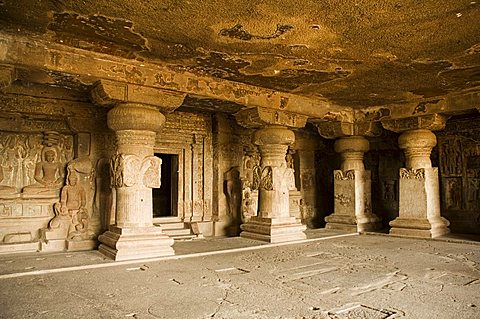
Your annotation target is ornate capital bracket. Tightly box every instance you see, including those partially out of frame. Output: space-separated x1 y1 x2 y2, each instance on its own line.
381 114 448 133
315 120 382 139
399 168 425 180
91 79 186 113
235 107 307 129
0 64 16 89
111 154 161 189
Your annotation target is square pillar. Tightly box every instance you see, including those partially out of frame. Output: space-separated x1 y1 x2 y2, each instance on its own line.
389 129 450 238
325 136 381 232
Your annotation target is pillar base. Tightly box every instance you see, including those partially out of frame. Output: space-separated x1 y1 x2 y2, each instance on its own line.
240 216 306 243
389 217 450 238
325 214 358 232
98 226 174 261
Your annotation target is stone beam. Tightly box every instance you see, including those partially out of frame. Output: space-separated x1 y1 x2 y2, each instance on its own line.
356 88 480 122
0 64 16 88
315 121 382 139
0 32 354 121
235 107 308 129
91 79 186 113
381 114 448 133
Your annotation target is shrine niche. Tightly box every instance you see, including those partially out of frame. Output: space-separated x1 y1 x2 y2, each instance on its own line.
437 115 480 234
0 131 73 251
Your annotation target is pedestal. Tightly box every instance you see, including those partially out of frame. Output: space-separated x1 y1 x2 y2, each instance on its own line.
326 170 381 232
240 216 306 243
389 167 450 238
98 226 174 261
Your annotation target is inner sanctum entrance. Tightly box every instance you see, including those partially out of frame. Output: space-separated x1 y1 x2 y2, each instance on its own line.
153 153 179 218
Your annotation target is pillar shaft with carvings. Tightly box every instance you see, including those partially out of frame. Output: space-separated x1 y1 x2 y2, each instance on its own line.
316 121 382 232
98 103 174 260
235 108 307 243
382 115 450 238
329 136 380 232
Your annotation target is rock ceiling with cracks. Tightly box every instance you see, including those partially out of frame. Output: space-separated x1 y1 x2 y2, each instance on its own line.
0 0 479 121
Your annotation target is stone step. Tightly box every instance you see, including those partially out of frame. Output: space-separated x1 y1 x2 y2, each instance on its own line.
163 228 192 236
153 219 201 241
155 222 186 230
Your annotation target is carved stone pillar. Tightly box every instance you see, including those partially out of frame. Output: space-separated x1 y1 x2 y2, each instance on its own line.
235 108 307 243
382 115 450 238
330 136 380 232
316 121 382 232
98 103 174 260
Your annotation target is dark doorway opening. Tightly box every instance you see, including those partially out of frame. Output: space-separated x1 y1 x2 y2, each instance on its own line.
153 153 179 217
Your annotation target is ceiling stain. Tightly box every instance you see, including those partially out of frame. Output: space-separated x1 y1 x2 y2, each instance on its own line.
219 24 294 41
48 12 149 58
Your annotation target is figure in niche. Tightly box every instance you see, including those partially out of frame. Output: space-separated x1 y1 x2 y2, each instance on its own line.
242 189 256 222
0 164 16 194
23 135 43 186
225 167 242 221
53 170 89 240
285 149 297 191
383 181 396 201
23 149 64 194
1 135 26 189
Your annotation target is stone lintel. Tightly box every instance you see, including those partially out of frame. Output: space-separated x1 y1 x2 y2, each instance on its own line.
0 32 353 121
315 120 382 139
91 79 186 113
0 64 16 89
381 114 448 133
235 107 308 129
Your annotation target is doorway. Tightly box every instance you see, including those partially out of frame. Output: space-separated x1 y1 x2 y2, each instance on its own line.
153 153 179 217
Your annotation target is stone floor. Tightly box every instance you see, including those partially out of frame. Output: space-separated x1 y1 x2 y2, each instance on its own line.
0 230 479 319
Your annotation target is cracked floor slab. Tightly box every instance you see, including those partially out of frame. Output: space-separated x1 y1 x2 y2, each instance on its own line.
0 233 479 318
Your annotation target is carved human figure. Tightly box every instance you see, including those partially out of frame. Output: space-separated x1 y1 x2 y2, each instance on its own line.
23 135 43 185
23 149 64 193
1 135 26 188
0 164 16 194
53 170 89 240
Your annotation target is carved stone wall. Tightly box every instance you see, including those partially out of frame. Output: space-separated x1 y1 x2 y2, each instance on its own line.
436 114 480 234
155 110 214 223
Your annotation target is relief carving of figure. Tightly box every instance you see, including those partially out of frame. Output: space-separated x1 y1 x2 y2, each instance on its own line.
23 135 43 186
22 148 64 194
49 170 91 241
1 135 27 189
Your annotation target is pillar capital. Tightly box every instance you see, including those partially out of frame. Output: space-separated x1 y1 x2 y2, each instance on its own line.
235 107 307 129
253 126 295 146
107 103 166 133
91 79 186 113
334 136 369 171
398 129 437 169
315 120 382 139
381 114 448 133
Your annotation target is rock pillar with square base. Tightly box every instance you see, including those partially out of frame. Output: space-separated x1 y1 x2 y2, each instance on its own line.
240 126 306 243
389 129 450 238
98 103 174 261
325 136 381 232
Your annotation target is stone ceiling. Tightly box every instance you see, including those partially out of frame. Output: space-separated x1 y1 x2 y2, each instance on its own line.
0 0 479 117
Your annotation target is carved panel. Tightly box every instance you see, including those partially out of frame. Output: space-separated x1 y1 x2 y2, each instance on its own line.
400 168 425 179
334 170 355 181
0 131 73 193
259 166 273 190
